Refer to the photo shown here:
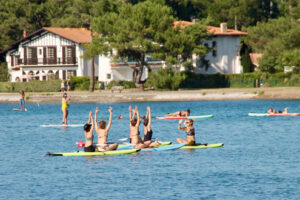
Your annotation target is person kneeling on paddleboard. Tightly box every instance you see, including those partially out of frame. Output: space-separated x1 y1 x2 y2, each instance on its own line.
129 106 150 149
165 109 190 117
83 112 95 152
142 106 160 147
95 107 118 151
177 119 196 145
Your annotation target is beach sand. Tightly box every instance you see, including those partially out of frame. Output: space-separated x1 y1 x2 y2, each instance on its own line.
1 87 299 103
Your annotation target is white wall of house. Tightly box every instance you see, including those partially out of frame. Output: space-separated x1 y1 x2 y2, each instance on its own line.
195 36 243 74
5 32 92 82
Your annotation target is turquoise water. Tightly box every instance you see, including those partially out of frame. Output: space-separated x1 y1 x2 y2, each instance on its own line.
1 100 300 199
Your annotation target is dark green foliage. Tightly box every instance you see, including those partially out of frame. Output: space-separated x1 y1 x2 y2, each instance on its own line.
107 80 136 89
70 76 91 91
240 43 255 73
0 62 9 81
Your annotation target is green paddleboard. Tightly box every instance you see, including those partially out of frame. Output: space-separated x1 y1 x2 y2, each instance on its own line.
47 149 140 156
180 143 224 149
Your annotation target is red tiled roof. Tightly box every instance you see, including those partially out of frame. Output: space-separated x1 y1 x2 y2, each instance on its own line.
173 21 247 36
249 53 263 66
44 27 91 44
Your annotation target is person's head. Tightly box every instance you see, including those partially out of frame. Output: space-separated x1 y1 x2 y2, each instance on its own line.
131 118 137 126
99 120 106 129
268 108 273 112
63 93 67 98
186 109 190 114
20 90 24 95
118 115 123 120
143 116 149 126
83 123 92 132
184 119 194 127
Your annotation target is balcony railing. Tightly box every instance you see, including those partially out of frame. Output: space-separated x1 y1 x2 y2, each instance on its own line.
16 57 77 66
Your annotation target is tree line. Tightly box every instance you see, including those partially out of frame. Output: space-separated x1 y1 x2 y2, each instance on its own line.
0 0 299 82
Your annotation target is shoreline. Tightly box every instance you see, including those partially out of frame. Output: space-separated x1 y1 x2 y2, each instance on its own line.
1 87 300 103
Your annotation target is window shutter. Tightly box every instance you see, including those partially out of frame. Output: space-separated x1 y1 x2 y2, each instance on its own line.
62 47 65 64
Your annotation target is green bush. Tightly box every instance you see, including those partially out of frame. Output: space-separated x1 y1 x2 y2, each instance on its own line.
0 80 61 92
107 80 136 89
70 76 91 91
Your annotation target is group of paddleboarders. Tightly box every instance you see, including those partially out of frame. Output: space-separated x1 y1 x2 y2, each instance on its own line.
81 106 196 152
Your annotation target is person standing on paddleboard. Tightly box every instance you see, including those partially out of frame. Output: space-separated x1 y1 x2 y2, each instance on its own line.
61 93 71 125
142 106 160 147
19 90 26 111
177 119 196 145
95 107 118 151
83 111 95 152
129 105 150 149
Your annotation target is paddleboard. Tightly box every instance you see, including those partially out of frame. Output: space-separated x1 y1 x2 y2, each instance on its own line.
40 124 84 127
141 143 185 152
46 149 140 156
155 114 213 120
118 141 172 149
180 143 224 149
248 113 300 117
13 108 27 111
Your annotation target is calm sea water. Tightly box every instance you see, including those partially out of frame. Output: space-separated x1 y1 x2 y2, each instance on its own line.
1 100 300 199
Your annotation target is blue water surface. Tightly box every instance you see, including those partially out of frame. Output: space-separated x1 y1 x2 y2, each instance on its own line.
0 100 300 199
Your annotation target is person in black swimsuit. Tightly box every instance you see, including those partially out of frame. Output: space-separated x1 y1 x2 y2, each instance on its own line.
177 119 196 145
143 106 160 147
84 111 95 152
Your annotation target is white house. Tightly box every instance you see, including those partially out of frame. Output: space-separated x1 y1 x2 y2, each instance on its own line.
0 27 96 82
1 22 247 83
174 21 247 74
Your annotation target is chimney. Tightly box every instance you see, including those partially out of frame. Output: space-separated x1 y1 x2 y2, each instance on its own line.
220 23 227 33
23 29 28 38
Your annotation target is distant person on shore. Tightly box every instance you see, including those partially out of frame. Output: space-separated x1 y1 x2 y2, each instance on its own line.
165 109 190 117
177 119 197 145
83 111 95 152
142 106 160 147
19 90 26 111
67 79 71 91
61 80 65 92
267 107 288 114
98 82 102 92
61 93 71 125
129 105 149 149
95 107 118 151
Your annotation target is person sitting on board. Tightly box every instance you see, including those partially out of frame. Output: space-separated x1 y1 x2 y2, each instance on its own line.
177 119 196 145
95 107 118 151
61 93 71 125
83 111 95 152
164 109 190 117
142 106 160 147
19 90 26 111
129 105 150 149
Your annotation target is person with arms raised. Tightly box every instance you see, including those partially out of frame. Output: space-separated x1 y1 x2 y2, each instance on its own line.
95 107 118 151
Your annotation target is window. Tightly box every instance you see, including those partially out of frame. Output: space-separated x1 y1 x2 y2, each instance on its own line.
107 73 111 79
48 47 55 58
212 41 217 57
39 49 42 55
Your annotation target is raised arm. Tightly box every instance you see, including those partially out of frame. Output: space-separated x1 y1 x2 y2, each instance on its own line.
95 107 99 131
178 120 186 131
136 106 141 126
106 106 113 131
129 105 132 122
89 111 94 132
147 106 151 128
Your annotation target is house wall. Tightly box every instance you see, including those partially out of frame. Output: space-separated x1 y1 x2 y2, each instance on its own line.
6 32 90 82
195 36 243 74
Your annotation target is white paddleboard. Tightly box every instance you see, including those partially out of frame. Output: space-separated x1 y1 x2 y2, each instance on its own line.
40 124 84 127
13 108 27 111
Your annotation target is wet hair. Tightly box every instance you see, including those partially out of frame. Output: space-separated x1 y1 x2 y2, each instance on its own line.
83 123 92 132
143 117 149 126
186 109 190 114
99 120 106 129
131 118 137 126
185 119 194 126
63 93 67 98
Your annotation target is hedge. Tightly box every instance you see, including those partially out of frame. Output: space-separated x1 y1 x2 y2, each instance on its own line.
0 80 61 92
